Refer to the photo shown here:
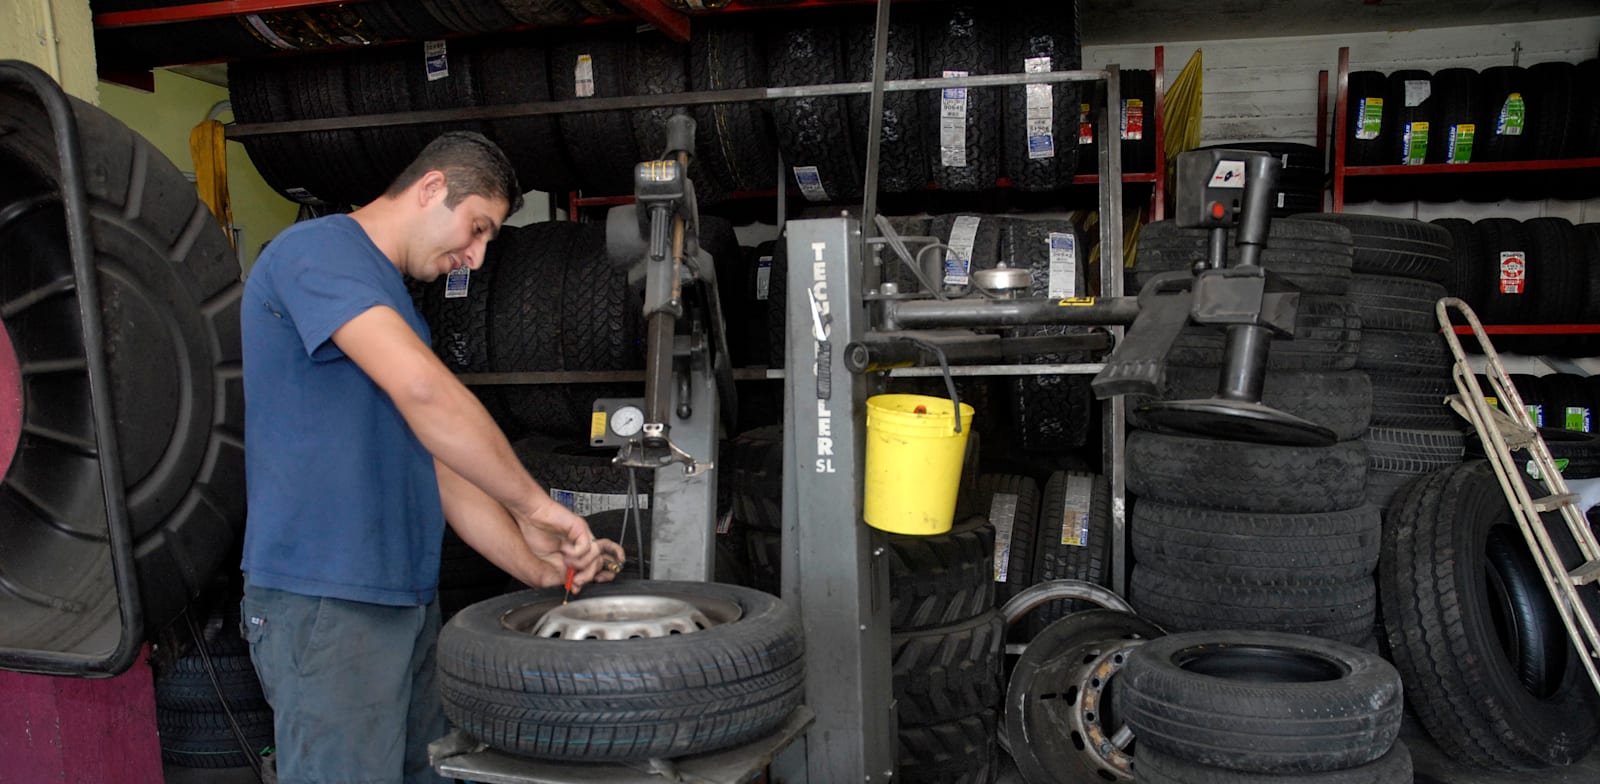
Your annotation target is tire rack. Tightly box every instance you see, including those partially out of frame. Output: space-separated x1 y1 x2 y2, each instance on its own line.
1329 46 1600 212
1325 45 1600 344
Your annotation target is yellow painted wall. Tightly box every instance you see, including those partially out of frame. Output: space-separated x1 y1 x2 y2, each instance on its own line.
0 0 97 103
99 71 298 272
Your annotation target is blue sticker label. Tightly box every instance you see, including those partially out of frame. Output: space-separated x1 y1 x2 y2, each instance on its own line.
444 266 469 299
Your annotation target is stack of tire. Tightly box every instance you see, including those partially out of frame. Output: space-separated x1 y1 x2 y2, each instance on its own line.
1296 213 1465 510
1342 61 1600 200
154 606 274 772
888 519 1006 783
1117 630 1412 782
1431 218 1600 357
1126 218 1380 647
1381 460 1600 771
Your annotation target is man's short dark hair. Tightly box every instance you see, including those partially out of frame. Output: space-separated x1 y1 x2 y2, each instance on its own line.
386 131 524 216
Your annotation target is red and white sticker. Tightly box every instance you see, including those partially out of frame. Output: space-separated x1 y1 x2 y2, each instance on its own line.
1499 251 1526 294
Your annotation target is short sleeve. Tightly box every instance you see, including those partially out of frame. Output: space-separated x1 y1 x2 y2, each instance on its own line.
273 239 396 362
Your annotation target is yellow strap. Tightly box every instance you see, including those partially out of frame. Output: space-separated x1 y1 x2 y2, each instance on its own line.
188 118 234 249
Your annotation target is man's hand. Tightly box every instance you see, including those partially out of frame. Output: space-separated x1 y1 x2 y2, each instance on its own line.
513 497 617 591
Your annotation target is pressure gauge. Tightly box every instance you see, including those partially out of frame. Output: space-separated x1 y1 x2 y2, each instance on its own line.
610 405 645 438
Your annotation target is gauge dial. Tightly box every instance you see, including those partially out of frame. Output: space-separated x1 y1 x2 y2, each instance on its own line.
610 405 645 438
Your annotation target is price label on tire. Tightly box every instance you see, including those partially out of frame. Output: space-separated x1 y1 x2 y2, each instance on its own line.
1499 251 1526 294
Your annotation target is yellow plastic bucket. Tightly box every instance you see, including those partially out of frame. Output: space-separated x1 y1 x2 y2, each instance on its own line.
863 394 975 535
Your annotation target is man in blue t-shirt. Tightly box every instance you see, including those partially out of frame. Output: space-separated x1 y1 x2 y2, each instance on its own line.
239 131 624 783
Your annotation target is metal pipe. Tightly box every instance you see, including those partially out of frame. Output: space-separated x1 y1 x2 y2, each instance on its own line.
885 296 1140 329
227 70 1114 137
845 333 1112 373
857 0 892 284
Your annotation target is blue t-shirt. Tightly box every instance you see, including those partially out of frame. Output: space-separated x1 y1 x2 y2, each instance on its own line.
240 215 445 606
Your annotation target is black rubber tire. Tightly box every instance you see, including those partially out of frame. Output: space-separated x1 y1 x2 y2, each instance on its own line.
999 0 1081 191
691 20 779 193
1343 71 1389 167
1379 461 1600 770
625 34 729 202
1292 213 1451 284
1484 525 1570 699
226 58 316 205
1130 568 1376 645
344 45 431 194
438 582 804 761
1167 293 1361 372
1347 273 1446 332
1116 69 1158 173
1536 373 1593 433
897 709 997 784
842 13 928 194
473 38 581 194
966 474 1038 604
1004 609 1163 784
892 609 1003 726
157 708 274 770
1362 426 1465 474
550 33 642 196
284 52 385 206
1475 66 1533 163
0 85 247 651
1525 62 1578 160
725 425 784 531
1431 217 1485 310
1006 219 1094 450
1522 217 1586 325
155 654 268 713
1425 68 1480 164
1473 218 1536 326
403 37 490 154
1131 366 1374 441
1133 218 1354 295
419 0 517 33
513 439 654 503
487 222 584 437
1115 630 1403 773
494 0 587 25
555 223 644 416
413 223 514 431
887 517 996 632
358 0 452 39
1131 501 1380 585
767 22 863 203
1127 432 1367 513
1135 743 1413 784
1366 373 1458 429
1379 70 1434 166
1027 470 1110 636
920 3 1002 191
1355 328 1451 376
1363 468 1419 513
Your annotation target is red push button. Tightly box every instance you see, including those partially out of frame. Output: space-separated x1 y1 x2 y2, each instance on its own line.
1211 202 1226 219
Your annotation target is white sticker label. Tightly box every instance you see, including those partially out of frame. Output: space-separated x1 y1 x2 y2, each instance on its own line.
1047 232 1077 299
943 215 981 286
1059 474 1093 547
755 255 773 301
1403 79 1430 108
989 492 1019 582
1120 98 1144 140
1499 251 1526 294
575 53 595 98
1209 160 1246 188
940 70 970 168
425 41 449 81
444 266 469 299
792 165 829 202
550 489 649 517
1024 57 1055 160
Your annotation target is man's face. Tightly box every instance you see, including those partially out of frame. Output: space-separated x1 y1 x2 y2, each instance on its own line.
414 191 509 282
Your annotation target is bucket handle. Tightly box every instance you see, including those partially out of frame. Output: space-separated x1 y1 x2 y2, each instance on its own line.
888 336 963 434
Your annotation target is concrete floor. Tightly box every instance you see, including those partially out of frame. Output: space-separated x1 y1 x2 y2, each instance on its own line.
995 714 1600 783
167 718 1600 784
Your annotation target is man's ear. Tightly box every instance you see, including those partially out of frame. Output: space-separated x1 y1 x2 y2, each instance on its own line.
417 170 448 207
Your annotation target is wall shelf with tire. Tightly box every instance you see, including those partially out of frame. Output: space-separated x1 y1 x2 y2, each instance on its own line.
1329 46 1600 211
